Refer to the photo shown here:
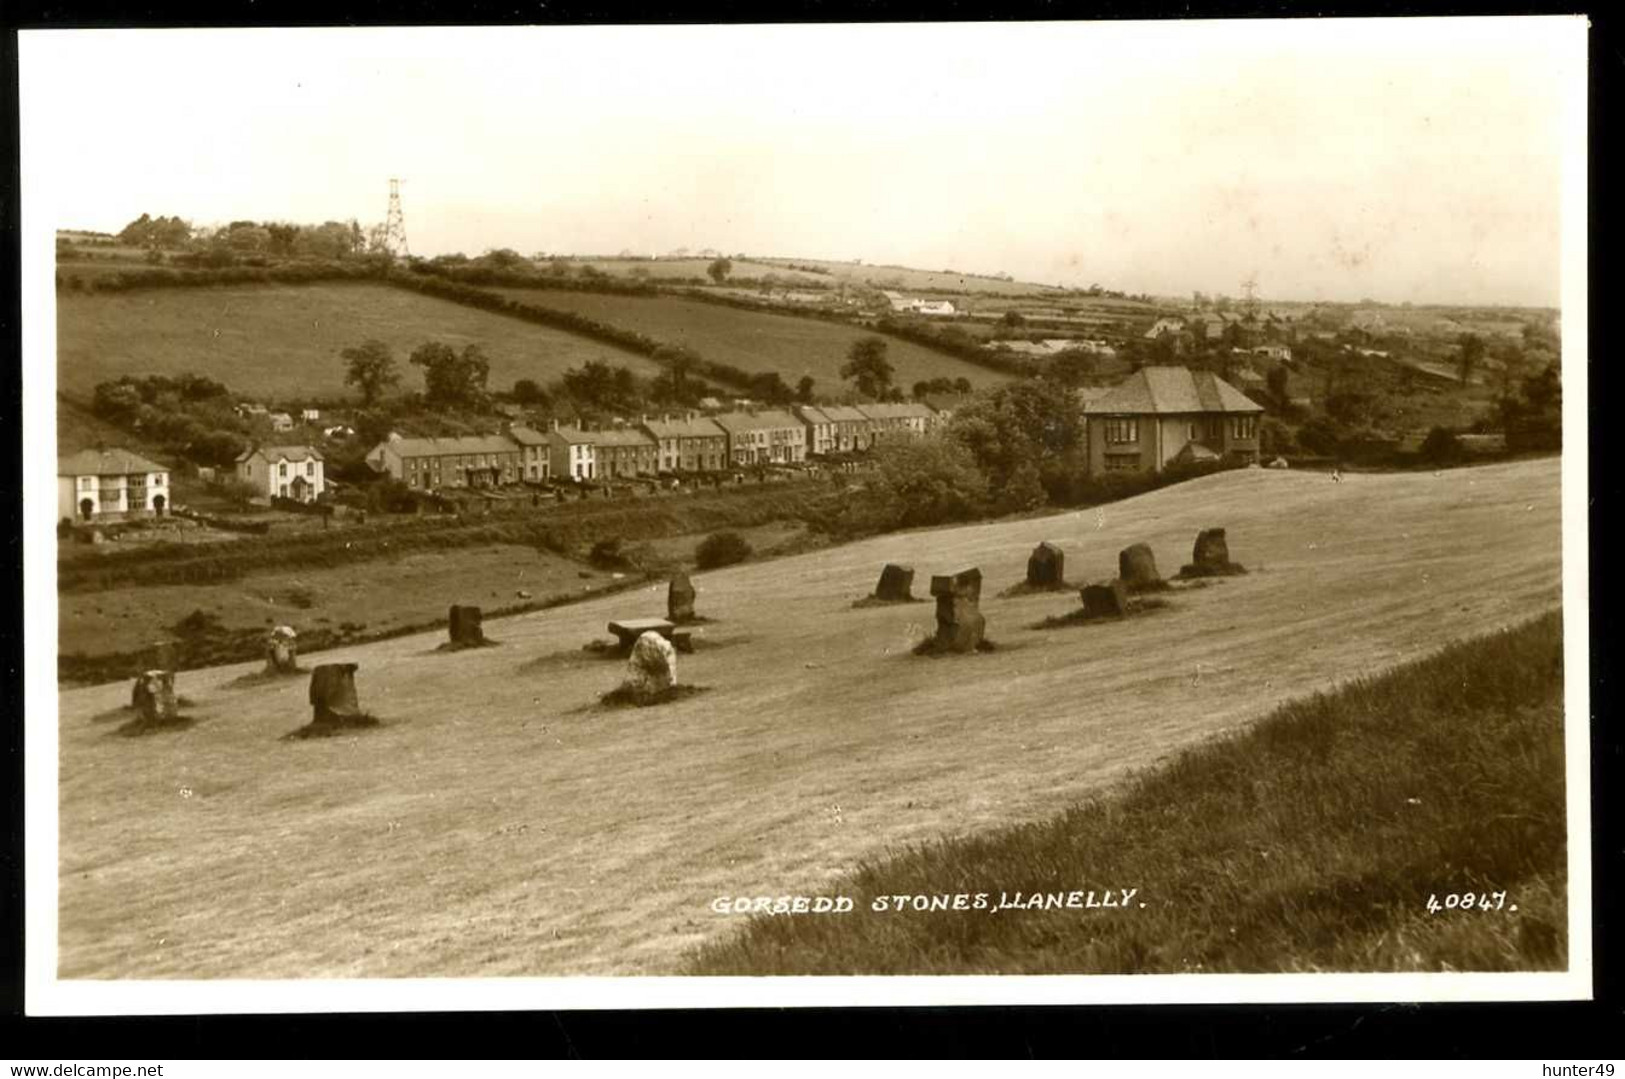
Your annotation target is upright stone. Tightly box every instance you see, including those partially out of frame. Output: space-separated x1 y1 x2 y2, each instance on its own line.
668 572 697 623
309 663 362 725
150 639 178 672
1191 528 1231 572
448 605 486 647
1118 543 1163 592
874 563 915 602
265 625 299 673
627 631 678 696
1026 543 1066 588
1080 579 1129 619
930 567 985 653
133 670 178 723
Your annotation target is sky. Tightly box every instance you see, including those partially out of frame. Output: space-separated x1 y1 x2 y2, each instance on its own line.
21 18 1584 306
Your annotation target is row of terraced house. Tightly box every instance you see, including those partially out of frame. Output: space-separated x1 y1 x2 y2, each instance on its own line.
366 402 941 489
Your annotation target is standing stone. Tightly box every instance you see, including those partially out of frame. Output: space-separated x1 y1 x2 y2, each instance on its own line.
309 663 362 725
627 630 678 696
1192 528 1231 571
1080 579 1129 619
1026 543 1066 588
873 563 915 602
150 639 178 672
930 567 985 653
448 605 486 647
132 670 178 723
265 625 299 673
668 572 697 623
1118 544 1163 592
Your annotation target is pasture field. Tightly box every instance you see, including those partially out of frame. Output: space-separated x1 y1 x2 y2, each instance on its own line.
752 258 1071 297
555 258 830 283
484 287 1011 391
55 282 658 401
55 458 1561 977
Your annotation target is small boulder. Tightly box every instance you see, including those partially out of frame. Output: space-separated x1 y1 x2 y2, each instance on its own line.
1026 542 1066 589
1080 579 1129 619
668 572 697 623
1118 543 1163 592
873 563 915 602
627 631 678 696
265 625 298 673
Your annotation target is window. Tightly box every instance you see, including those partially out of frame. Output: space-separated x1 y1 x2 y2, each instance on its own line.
1232 415 1257 440
80 477 92 489
1103 418 1139 445
279 462 288 477
1104 453 1140 472
306 461 315 476
154 474 164 487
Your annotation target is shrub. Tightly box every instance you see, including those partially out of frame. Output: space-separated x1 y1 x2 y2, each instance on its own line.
1420 426 1464 465
589 537 632 570
695 530 752 569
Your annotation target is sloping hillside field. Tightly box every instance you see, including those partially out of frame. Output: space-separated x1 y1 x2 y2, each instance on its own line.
56 282 659 399
56 459 1562 977
485 287 1008 390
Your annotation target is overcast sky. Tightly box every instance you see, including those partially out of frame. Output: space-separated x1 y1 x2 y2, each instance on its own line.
21 18 1583 306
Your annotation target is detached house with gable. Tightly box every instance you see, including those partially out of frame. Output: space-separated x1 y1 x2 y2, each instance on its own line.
57 448 171 522
1083 366 1263 475
237 444 326 502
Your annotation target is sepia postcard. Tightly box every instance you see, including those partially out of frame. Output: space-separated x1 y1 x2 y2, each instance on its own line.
21 16 1592 1014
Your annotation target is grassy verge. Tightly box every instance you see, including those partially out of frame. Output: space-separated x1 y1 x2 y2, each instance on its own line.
687 611 1566 974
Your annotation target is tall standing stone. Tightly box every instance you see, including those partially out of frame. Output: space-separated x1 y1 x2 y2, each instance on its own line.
265 625 299 673
627 631 678 696
668 572 697 623
132 670 178 723
1118 543 1163 592
1192 528 1231 571
874 563 915 602
930 567 985 653
309 663 362 725
448 605 486 647
1027 542 1066 588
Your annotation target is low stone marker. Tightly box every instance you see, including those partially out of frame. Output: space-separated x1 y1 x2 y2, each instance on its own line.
1118 543 1164 592
265 625 299 673
626 630 678 697
447 605 487 648
873 563 916 602
929 567 986 653
131 669 178 723
1080 579 1129 619
1179 527 1247 578
308 663 363 726
150 639 178 672
668 572 697 623
1026 542 1066 588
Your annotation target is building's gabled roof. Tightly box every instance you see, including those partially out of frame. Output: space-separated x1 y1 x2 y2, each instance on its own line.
856 402 934 421
58 448 168 476
640 414 727 439
507 424 550 446
712 410 803 433
817 404 870 424
237 444 324 464
385 434 521 457
920 393 975 414
792 405 835 425
1084 366 1263 415
583 427 657 449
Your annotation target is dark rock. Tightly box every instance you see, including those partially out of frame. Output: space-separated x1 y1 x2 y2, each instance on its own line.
930 567 985 652
1192 528 1230 571
873 563 915 602
668 572 697 623
448 605 486 647
1118 543 1163 592
1080 579 1129 618
309 663 362 725
1026 543 1066 588
132 670 177 723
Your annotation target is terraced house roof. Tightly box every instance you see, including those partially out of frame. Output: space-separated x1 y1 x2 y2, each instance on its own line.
581 427 657 448
857 402 934 420
640 415 727 439
387 435 521 457
1084 366 1263 416
237 444 324 463
58 448 168 476
817 405 870 424
712 410 803 433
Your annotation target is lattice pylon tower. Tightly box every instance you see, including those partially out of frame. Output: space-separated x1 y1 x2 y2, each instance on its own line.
383 178 410 257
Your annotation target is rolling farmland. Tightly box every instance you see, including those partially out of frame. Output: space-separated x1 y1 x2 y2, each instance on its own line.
55 458 1561 978
55 282 660 401
484 287 1011 391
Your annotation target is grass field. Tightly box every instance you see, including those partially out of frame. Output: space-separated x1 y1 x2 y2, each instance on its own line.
56 282 659 401
54 458 1561 977
752 258 1071 297
689 612 1565 973
484 287 1009 392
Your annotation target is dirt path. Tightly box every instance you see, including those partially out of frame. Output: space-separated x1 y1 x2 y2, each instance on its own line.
54 458 1563 978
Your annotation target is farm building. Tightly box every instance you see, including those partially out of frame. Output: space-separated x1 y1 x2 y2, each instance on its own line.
1143 317 1186 339
714 410 807 465
639 413 728 473
507 424 553 483
366 434 522 490
57 447 171 522
1083 366 1263 475
269 412 295 432
236 444 326 502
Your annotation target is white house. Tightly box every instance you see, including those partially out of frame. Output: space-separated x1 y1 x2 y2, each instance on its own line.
58 448 171 521
545 423 597 481
236 444 326 502
269 412 295 432
914 300 956 316
300 408 321 422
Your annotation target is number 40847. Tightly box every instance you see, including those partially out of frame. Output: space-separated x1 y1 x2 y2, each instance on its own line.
1427 891 1514 913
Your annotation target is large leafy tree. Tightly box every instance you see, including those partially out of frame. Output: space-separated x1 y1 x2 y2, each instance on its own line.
342 340 401 407
840 336 895 399
411 341 491 410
